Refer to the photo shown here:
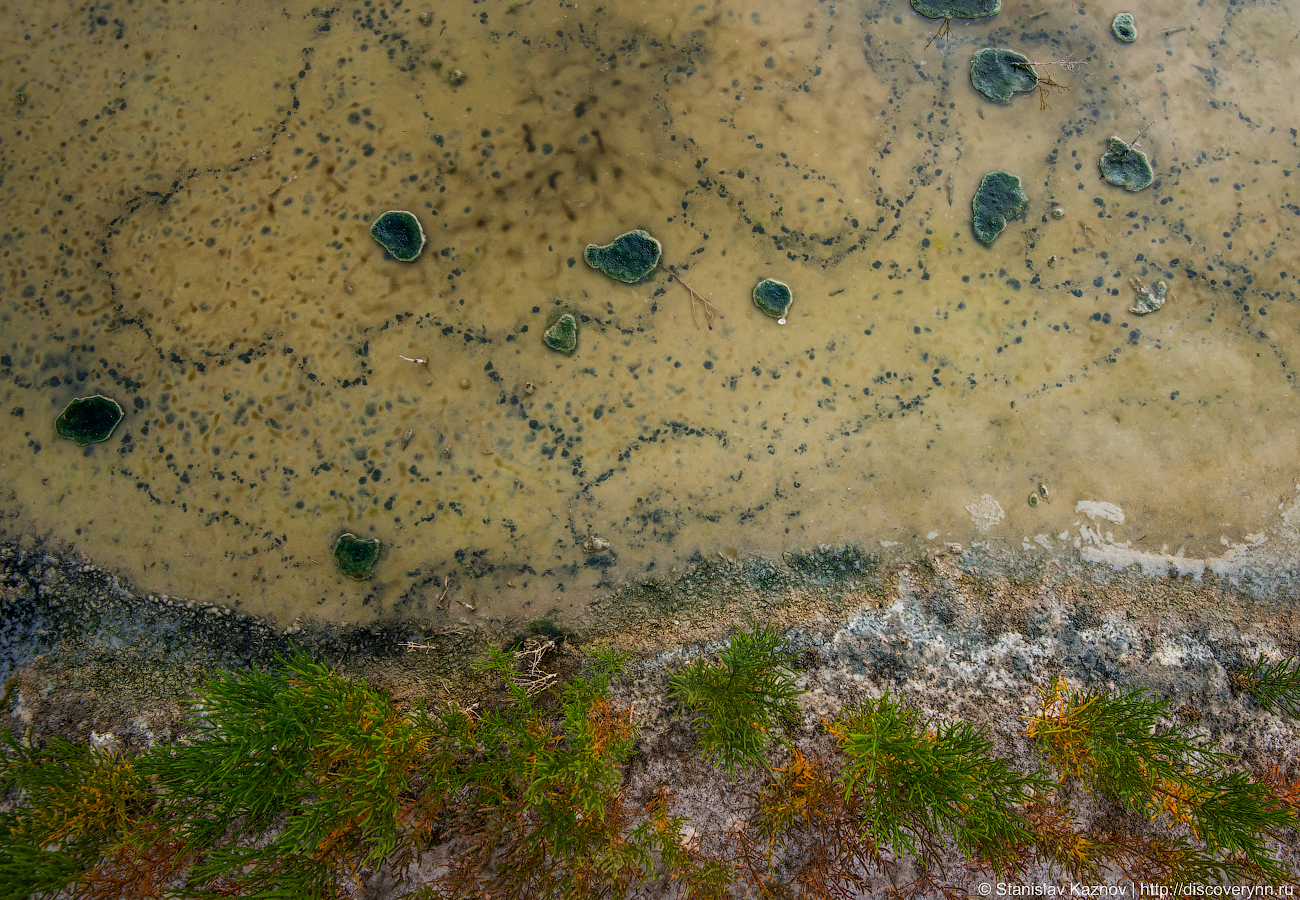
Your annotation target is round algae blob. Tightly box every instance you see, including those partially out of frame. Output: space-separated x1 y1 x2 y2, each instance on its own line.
1112 12 1137 42
369 210 427 262
971 170 1027 245
911 0 1000 18
583 229 662 283
970 48 1038 103
752 278 794 318
1098 136 1154 191
55 395 124 446
543 313 579 355
334 533 381 580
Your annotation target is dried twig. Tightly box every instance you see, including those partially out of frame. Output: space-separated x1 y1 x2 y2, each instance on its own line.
924 16 952 50
1034 74 1068 110
267 172 297 197
513 637 559 696
665 265 721 328
1120 121 1152 154
1013 56 1084 110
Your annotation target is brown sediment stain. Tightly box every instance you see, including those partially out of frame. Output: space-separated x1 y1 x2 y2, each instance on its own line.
1 0 1299 626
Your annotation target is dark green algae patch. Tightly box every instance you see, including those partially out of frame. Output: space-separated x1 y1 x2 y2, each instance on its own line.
971 170 1027 245
970 48 1037 103
584 229 661 283
334 533 381 580
911 0 1000 18
752 278 794 319
1112 12 1137 42
1099 136 1154 191
55 395 124 445
543 313 579 355
369 210 426 262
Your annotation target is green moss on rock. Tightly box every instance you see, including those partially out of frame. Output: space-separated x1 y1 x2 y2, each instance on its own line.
971 170 1027 245
911 0 1000 18
1099 136 1153 191
752 279 793 318
583 230 661 283
1111 12 1137 42
543 313 579 354
334 533 381 580
369 210 426 262
55 395 124 445
970 48 1037 103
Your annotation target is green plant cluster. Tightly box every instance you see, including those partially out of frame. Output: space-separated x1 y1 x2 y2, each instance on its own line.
1 635 1298 899
667 622 803 774
1025 676 1296 883
833 695 1048 874
1234 655 1300 719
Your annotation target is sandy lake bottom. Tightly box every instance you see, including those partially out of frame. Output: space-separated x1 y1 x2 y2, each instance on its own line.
3 0 1300 628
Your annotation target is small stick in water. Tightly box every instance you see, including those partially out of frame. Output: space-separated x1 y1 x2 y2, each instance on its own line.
665 265 721 328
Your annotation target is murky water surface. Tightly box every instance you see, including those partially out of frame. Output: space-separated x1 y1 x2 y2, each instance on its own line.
3 0 1298 625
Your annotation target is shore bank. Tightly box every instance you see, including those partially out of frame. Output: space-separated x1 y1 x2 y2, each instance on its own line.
2 535 1299 890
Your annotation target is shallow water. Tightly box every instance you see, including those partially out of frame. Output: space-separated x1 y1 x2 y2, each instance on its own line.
2 0 1298 626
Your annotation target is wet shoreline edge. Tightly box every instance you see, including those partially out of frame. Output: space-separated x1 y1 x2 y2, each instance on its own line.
3 535 1298 739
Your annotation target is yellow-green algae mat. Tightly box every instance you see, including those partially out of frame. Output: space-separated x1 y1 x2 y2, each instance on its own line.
3 0 1300 628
